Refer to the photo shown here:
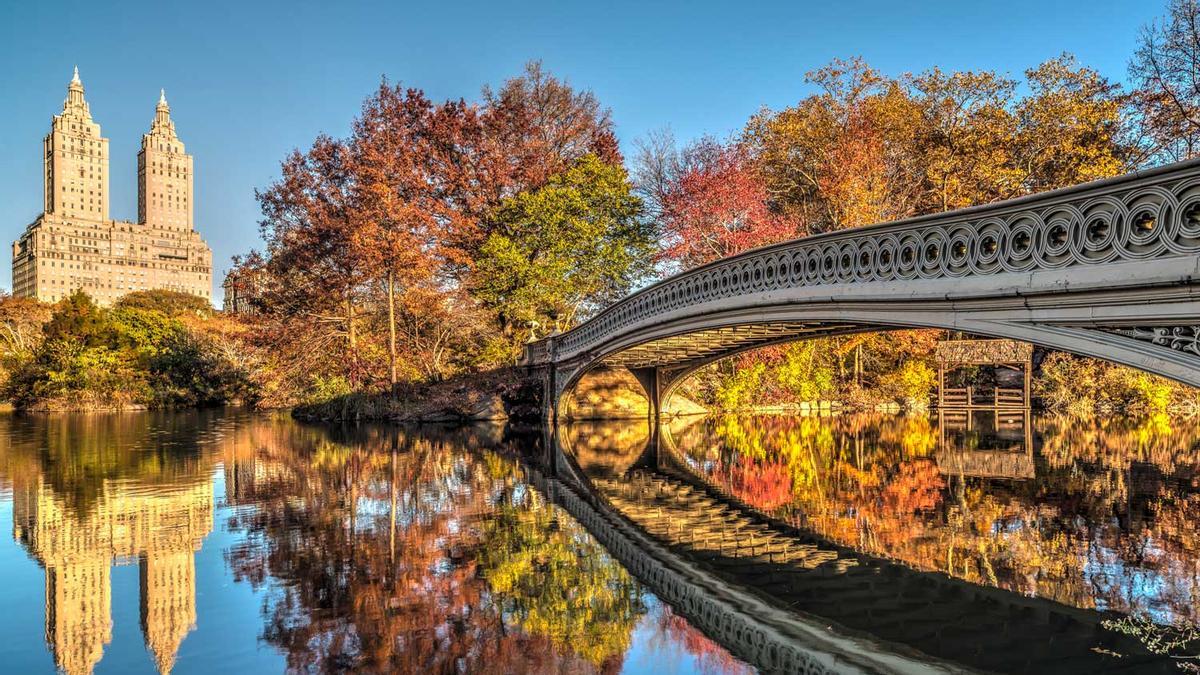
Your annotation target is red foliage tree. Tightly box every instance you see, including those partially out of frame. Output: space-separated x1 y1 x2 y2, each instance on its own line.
657 139 799 270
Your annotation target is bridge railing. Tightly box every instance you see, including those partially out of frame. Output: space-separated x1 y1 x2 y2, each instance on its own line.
524 159 1200 365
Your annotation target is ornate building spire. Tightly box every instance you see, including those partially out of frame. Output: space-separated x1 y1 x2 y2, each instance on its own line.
64 66 90 118
149 88 175 138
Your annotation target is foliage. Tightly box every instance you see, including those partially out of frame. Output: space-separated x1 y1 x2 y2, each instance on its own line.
743 55 1129 231
644 51 1143 410
233 43 1198 411
239 62 631 399
0 293 53 390
3 291 253 409
643 135 799 270
474 155 655 355
775 341 837 402
1037 352 1199 415
114 289 212 316
878 360 937 408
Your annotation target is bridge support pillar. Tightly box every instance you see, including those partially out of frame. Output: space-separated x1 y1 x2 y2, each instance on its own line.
540 363 559 428
628 366 663 424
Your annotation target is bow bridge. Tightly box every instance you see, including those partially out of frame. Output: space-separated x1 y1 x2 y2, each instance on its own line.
522 159 1200 418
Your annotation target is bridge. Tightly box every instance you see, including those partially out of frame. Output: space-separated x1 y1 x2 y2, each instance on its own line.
521 159 1200 419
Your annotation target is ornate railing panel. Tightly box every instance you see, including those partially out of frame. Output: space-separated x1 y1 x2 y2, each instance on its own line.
526 160 1200 365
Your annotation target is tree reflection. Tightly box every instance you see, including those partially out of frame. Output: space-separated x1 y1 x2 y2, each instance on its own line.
223 423 645 673
670 412 1200 629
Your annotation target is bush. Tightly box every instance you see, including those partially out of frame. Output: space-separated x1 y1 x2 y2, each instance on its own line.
878 361 937 408
1036 352 1199 414
3 290 253 410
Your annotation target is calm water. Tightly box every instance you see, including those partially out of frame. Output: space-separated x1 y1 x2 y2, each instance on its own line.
0 409 1198 674
0 410 749 675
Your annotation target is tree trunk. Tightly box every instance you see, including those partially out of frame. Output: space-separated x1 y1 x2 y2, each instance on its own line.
346 294 357 388
387 269 398 389
854 344 862 388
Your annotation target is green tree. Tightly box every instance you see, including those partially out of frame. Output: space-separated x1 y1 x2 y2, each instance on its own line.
43 290 111 347
474 155 655 356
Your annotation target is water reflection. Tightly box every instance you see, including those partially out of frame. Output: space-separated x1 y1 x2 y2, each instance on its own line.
593 409 1199 671
667 411 1200 626
0 411 751 674
2 412 218 675
3 407 1195 674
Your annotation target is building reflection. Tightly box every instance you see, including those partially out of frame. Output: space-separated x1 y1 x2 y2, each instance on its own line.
1 413 217 675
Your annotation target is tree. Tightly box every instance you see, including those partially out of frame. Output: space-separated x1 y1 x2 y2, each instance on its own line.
115 289 212 316
1131 0 1200 161
653 137 799 270
473 155 654 357
744 58 924 232
481 61 622 199
43 290 110 347
256 136 370 386
351 82 444 387
394 285 489 380
1016 55 1129 191
0 294 52 362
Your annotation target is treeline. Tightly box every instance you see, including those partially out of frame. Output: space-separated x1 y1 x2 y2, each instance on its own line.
643 49 1190 411
0 290 252 410
232 1 1200 412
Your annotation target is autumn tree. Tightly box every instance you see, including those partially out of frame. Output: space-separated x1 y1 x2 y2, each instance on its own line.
745 55 1132 231
685 54 1136 409
0 293 52 363
351 82 444 387
1016 55 1129 191
481 60 622 200
255 136 370 386
744 58 923 232
647 135 799 270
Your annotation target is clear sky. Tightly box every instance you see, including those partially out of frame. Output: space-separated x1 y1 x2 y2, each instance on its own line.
0 0 1164 304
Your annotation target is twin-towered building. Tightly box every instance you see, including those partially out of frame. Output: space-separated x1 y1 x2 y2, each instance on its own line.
11 68 212 306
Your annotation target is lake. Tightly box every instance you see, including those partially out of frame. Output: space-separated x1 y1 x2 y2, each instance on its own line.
0 408 1195 673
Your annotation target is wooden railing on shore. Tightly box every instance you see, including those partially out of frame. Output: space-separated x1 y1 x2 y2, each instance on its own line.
939 385 1027 409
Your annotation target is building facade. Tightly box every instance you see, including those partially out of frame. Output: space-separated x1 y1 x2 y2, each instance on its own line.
11 68 212 306
220 264 260 314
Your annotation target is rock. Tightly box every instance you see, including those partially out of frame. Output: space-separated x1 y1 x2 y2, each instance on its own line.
664 395 707 417
466 393 507 421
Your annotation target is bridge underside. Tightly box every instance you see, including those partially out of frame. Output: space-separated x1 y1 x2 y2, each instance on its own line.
596 321 873 369
545 290 1200 421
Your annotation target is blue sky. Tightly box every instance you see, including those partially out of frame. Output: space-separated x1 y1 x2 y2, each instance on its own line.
0 0 1163 303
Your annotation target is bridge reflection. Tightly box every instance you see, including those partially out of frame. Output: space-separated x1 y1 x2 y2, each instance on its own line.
548 412 1199 673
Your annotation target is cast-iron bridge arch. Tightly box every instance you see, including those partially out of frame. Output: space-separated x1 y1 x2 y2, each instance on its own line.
521 159 1200 417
